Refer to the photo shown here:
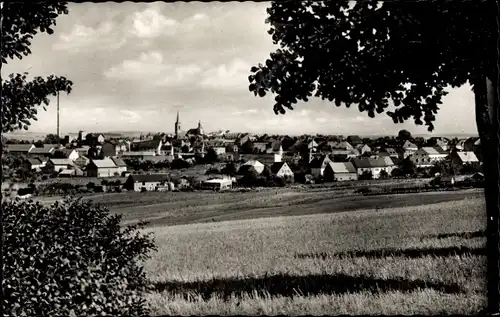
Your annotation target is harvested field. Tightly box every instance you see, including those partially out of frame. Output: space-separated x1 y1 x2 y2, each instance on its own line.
84 187 484 227
141 193 487 315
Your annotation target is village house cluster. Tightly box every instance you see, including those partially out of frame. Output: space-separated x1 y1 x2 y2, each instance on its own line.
3 114 483 192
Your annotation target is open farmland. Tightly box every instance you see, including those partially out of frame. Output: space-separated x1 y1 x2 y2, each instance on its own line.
141 195 487 315
83 187 484 227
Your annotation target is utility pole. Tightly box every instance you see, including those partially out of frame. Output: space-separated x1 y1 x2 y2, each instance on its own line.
56 91 60 144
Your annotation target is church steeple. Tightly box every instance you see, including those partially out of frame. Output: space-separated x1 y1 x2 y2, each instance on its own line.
175 111 181 139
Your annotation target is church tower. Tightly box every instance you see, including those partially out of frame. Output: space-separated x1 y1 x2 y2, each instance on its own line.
197 120 205 136
175 111 181 139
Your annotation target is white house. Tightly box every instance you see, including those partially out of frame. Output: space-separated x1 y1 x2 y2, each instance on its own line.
323 162 358 181
86 158 120 178
351 157 395 179
403 140 418 158
45 158 75 173
410 147 448 168
66 149 79 161
269 162 294 178
124 174 170 192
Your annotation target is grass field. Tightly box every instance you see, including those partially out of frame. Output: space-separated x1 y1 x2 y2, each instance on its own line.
85 187 483 227
92 187 485 315
32 186 487 314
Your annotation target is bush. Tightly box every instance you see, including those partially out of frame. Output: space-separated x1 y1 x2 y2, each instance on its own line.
2 198 157 316
358 170 373 180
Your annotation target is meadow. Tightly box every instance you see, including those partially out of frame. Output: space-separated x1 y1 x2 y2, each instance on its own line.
102 188 487 315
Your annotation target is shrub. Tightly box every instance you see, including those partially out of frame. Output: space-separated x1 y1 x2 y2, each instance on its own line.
2 198 157 316
86 182 95 190
358 170 373 180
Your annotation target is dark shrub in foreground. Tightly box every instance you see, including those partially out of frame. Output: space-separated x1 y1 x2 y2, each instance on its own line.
3 197 157 316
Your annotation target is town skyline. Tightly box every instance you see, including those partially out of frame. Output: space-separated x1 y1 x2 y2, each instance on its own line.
1 2 479 136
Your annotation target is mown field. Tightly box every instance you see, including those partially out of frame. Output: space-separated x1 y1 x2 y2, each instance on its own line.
84 186 483 227
139 193 487 315
70 186 484 315
33 185 488 314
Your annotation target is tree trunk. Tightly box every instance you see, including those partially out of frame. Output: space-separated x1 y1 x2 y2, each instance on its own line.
474 71 500 314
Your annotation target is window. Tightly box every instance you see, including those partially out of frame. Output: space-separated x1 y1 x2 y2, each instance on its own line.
416 159 419 163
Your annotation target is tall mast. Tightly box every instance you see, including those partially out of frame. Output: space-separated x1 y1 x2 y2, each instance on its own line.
57 91 60 143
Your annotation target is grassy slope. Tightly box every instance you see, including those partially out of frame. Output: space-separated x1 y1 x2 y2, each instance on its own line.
141 194 487 315
87 188 484 227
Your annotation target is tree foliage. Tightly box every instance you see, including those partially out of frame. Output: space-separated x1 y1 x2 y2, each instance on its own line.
397 129 412 141
43 134 60 144
248 1 496 131
3 198 157 316
1 2 73 134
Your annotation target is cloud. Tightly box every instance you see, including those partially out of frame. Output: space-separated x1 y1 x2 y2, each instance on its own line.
103 51 204 87
129 6 179 38
104 51 167 79
120 110 142 123
53 21 126 52
232 109 260 116
200 58 251 89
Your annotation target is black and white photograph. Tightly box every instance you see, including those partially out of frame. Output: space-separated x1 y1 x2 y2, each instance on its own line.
1 1 499 315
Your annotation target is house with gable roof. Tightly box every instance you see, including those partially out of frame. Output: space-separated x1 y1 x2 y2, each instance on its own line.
323 162 358 181
350 157 395 179
410 147 448 168
4 144 35 156
86 158 120 177
309 154 333 179
269 162 294 179
402 140 418 158
450 150 480 167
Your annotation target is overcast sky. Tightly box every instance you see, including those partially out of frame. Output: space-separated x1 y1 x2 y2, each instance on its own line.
2 2 477 136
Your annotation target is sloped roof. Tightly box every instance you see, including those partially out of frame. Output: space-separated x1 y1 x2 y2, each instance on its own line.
308 139 318 149
91 158 117 168
128 174 170 183
242 160 265 168
75 155 90 162
385 147 399 156
29 147 54 154
370 157 392 167
456 151 479 163
49 158 74 166
43 144 61 149
351 157 392 168
111 157 127 167
403 140 418 149
5 144 34 152
270 162 287 174
131 139 161 151
309 155 331 168
121 151 156 156
75 146 90 152
26 158 42 165
349 149 360 156
421 147 442 155
327 162 357 174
